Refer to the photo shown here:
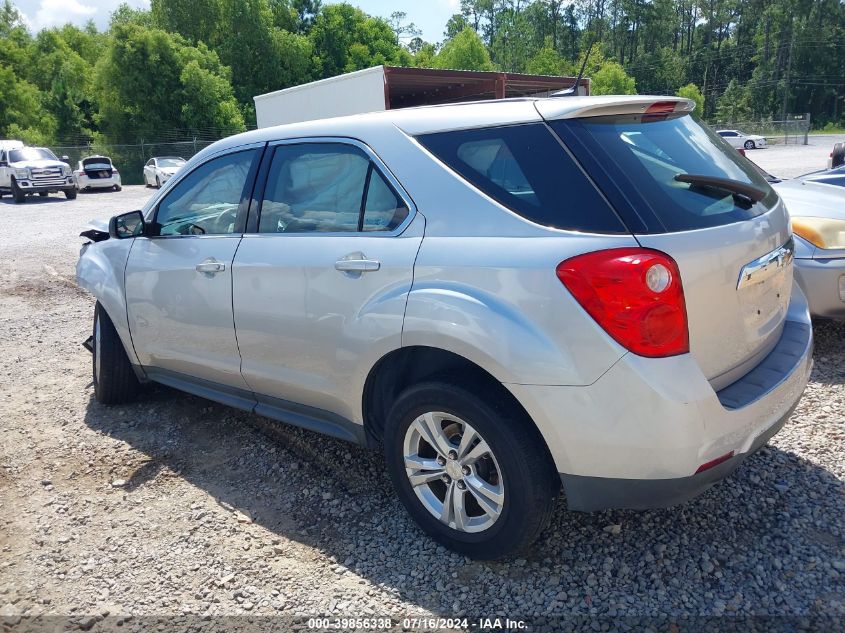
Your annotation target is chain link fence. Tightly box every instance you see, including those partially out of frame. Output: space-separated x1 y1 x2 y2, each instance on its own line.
709 114 811 145
52 139 221 186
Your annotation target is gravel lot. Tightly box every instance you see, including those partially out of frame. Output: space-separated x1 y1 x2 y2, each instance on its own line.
0 186 843 628
746 133 845 179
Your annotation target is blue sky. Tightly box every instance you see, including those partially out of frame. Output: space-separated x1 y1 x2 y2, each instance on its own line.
13 0 458 42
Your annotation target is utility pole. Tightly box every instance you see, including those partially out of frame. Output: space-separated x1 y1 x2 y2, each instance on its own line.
781 20 795 125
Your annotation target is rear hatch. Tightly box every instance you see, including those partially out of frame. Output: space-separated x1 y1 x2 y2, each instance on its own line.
539 98 792 390
82 156 113 178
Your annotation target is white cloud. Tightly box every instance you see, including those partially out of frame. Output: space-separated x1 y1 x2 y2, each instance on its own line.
15 0 150 31
31 0 95 30
439 0 460 12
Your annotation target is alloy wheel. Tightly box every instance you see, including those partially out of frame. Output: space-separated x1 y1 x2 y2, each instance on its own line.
402 412 505 533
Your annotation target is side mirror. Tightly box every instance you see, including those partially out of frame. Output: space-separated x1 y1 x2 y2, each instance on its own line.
61 155 69 161
109 210 146 239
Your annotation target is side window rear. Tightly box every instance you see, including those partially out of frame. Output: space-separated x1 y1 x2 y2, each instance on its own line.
417 124 625 233
362 169 409 231
258 143 409 234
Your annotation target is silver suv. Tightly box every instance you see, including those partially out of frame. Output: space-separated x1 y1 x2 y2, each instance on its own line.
77 96 813 559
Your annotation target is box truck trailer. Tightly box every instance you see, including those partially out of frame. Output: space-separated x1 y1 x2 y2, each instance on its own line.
254 65 588 128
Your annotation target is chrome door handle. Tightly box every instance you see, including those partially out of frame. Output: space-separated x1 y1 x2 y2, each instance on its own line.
196 259 226 274
335 258 381 272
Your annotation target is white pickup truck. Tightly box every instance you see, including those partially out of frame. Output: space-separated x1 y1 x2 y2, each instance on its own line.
0 140 76 203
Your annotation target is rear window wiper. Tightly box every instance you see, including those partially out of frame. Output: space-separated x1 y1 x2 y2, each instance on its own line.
674 174 767 204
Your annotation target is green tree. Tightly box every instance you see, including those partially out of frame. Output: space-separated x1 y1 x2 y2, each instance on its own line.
525 36 570 75
30 27 103 141
715 79 752 123
215 0 315 110
0 65 57 143
109 3 155 28
591 61 637 95
444 13 469 40
432 27 493 71
94 24 244 141
413 42 438 68
150 0 222 44
310 4 410 78
676 83 704 118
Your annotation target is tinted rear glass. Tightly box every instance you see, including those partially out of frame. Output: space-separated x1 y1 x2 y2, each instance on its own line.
550 115 778 233
417 124 626 233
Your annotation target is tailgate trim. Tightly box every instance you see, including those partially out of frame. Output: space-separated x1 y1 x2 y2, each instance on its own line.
737 237 794 289
716 319 811 410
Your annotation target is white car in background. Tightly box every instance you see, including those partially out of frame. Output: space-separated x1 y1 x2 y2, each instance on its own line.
143 156 186 188
717 129 767 150
74 156 121 192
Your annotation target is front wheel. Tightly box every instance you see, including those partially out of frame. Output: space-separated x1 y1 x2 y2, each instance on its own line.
155 175 161 188
92 302 139 405
744 140 755 150
384 382 559 559
11 178 26 203
64 187 77 200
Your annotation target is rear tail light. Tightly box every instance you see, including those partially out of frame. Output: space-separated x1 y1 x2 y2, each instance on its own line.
556 248 689 357
112 169 119 174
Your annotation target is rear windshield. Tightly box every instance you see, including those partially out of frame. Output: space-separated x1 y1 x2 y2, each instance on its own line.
417 124 626 233
550 114 778 233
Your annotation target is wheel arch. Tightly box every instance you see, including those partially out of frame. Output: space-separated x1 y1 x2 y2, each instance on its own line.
361 346 555 468
76 239 141 369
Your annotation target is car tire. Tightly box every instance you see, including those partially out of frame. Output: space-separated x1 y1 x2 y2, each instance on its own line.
832 142 845 169
64 187 77 200
155 176 161 188
11 178 26 203
92 302 139 405
38 192 48 197
744 140 755 150
114 184 122 192
384 381 559 560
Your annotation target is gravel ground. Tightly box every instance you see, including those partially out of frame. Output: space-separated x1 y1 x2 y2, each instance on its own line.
747 134 845 179
0 186 843 629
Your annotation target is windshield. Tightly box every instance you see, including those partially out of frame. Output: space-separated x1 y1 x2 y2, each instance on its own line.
550 114 777 233
158 158 185 168
9 148 58 163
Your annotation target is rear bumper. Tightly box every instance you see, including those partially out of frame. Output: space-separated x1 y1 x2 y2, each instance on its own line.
794 256 845 319
506 286 813 511
560 398 796 511
77 174 121 189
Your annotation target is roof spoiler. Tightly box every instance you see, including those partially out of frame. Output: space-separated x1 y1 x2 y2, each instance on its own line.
537 96 696 121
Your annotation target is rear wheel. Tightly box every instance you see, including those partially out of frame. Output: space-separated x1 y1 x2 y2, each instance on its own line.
384 382 559 559
11 178 26 203
92 302 139 405
64 187 77 200
744 140 755 150
114 184 122 191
